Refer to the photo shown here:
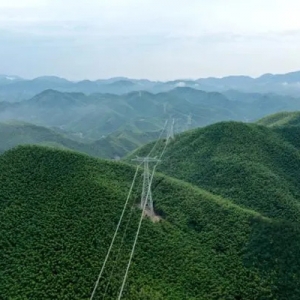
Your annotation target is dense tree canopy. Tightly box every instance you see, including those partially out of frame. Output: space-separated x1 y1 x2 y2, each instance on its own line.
1 144 300 299
131 121 300 223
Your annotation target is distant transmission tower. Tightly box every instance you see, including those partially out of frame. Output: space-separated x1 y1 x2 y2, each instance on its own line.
187 114 192 130
131 157 161 215
167 118 175 140
163 103 167 114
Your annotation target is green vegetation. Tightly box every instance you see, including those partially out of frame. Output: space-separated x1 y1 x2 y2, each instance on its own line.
0 121 160 159
2 87 300 149
130 121 300 223
4 88 300 142
256 111 300 150
257 111 300 127
2 145 300 299
0 88 239 140
4 114 300 299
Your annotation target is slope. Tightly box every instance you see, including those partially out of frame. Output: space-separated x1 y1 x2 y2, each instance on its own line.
0 121 133 158
130 121 300 223
0 88 251 140
3 88 300 141
2 146 300 299
92 129 161 159
257 111 300 127
0 88 239 139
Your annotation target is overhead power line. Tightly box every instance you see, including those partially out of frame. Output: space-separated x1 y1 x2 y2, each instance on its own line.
89 163 142 300
90 117 174 299
117 124 172 299
117 165 157 300
147 120 168 157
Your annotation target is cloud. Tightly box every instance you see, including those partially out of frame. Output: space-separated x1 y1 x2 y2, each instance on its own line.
1 0 300 38
0 0 47 8
0 0 300 80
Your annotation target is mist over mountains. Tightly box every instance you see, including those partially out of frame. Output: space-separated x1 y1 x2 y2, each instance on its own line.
1 69 300 159
3 68 300 298
1 70 300 102
1 87 300 142
3 0 300 297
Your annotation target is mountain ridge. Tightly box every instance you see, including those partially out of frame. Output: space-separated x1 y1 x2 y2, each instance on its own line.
0 121 159 159
129 121 300 223
2 70 300 101
257 111 300 127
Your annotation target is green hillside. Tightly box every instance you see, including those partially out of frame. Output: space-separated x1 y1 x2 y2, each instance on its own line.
0 121 104 157
256 111 300 150
257 111 300 127
0 121 159 159
89 130 159 159
3 88 300 143
130 121 300 223
2 146 300 299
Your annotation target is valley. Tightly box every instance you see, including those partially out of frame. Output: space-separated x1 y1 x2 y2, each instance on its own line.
2 72 300 299
1 80 300 159
2 0 300 298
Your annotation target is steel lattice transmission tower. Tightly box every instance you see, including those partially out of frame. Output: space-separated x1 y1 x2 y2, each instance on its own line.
185 114 192 131
167 118 175 140
132 157 161 215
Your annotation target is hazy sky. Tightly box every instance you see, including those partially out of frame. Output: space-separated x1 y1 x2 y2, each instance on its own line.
1 0 300 80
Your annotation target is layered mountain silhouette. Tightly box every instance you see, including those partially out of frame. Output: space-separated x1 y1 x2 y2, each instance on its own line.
1 70 300 102
1 88 300 142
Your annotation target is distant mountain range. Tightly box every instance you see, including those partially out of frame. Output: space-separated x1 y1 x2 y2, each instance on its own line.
4 67 300 298
2 70 300 102
1 71 300 159
1 88 300 143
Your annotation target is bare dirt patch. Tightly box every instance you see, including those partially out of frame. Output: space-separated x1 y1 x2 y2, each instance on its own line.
143 208 162 223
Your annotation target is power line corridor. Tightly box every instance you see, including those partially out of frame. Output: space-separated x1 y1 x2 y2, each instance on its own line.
89 118 175 299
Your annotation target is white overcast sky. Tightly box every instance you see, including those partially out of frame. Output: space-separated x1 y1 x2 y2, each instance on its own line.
0 0 300 80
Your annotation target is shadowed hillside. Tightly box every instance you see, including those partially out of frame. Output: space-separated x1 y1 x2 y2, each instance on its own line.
2 146 300 299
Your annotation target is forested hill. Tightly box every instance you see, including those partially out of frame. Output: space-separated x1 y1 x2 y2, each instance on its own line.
0 121 159 159
130 121 300 223
257 111 300 127
2 146 300 299
2 88 300 142
0 121 99 156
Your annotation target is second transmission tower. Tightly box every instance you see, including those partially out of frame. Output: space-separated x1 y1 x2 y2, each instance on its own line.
167 118 175 140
